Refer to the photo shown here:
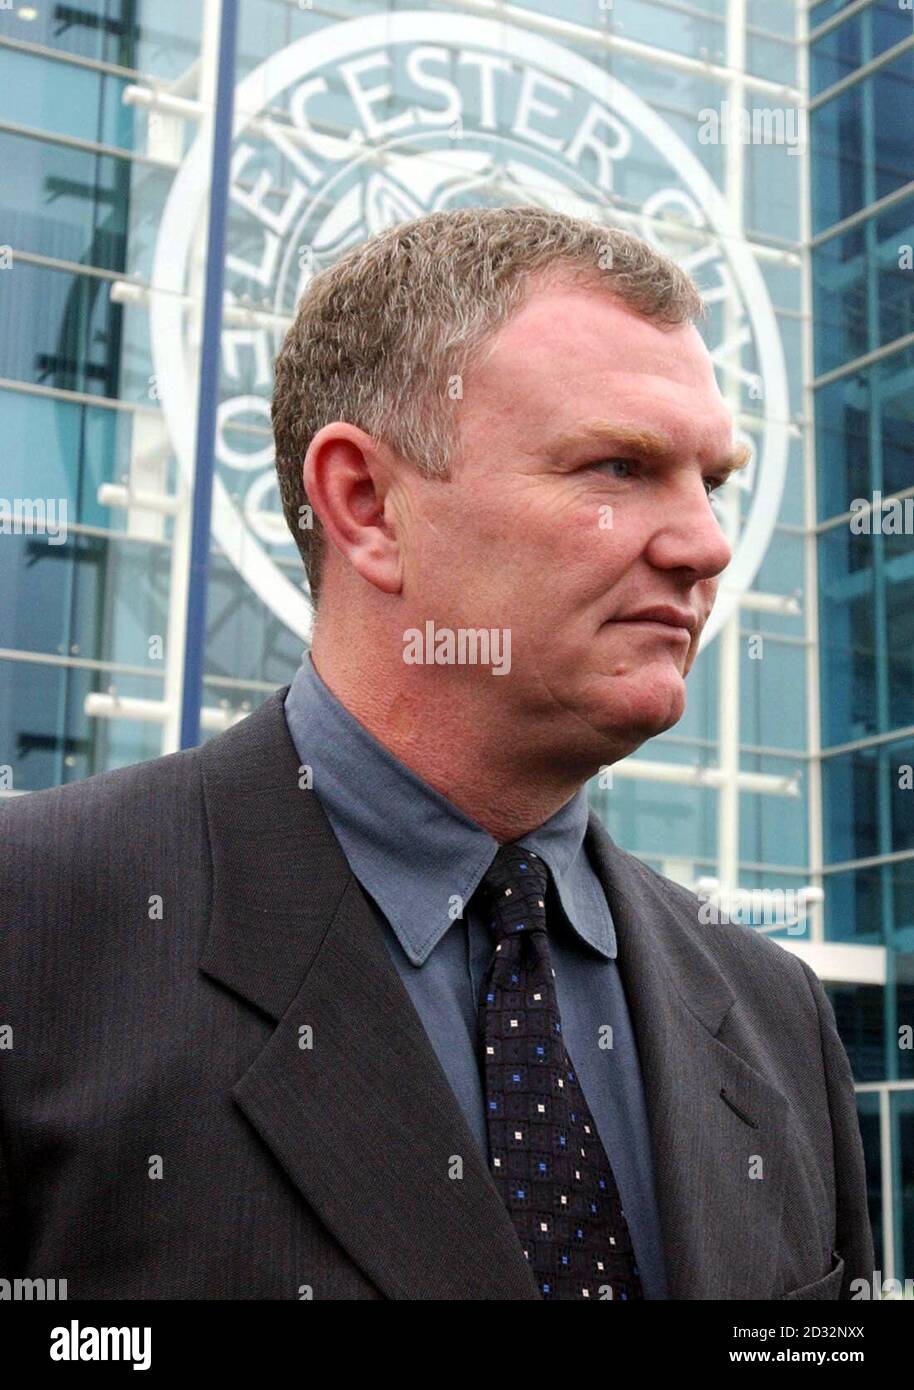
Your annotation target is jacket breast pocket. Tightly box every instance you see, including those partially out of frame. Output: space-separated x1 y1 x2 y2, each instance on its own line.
779 1251 844 1301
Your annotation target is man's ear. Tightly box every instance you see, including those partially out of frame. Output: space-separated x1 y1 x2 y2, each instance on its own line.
302 422 402 595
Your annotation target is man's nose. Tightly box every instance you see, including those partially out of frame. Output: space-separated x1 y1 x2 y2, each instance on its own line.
645 482 734 580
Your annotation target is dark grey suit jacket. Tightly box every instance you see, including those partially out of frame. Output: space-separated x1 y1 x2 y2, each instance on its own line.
0 688 874 1299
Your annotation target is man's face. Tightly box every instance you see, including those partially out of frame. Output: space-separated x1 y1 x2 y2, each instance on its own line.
394 279 737 764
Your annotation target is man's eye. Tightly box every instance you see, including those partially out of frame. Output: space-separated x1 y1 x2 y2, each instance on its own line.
590 457 638 478
587 460 725 500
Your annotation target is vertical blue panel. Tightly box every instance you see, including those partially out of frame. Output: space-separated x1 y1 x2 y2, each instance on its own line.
180 0 239 749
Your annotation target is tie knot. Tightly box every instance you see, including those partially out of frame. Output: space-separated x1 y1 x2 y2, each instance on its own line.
479 843 550 942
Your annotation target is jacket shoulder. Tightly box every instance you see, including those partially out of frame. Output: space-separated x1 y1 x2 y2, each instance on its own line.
0 689 292 920
0 686 290 856
1 742 204 850
609 839 814 992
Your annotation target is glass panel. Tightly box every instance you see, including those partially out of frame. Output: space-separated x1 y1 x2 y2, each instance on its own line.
0 261 124 396
722 868 813 940
893 1089 914 1284
0 0 204 79
0 526 172 665
590 0 726 65
830 986 886 1079
815 342 914 524
745 34 796 88
820 525 877 744
816 856 888 945
812 0 914 97
589 772 718 865
0 658 164 791
899 976 914 1083
199 555 303 690
740 637 807 751
739 756 808 867
892 870 914 974
812 49 914 236
819 464 914 747
1 386 171 531
0 48 136 151
885 526 914 733
810 0 861 22
738 132 800 241
0 130 135 274
822 735 914 863
813 196 914 376
858 1093 884 1275
750 528 806 637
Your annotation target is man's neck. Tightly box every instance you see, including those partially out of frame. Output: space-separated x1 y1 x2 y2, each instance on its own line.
308 640 589 843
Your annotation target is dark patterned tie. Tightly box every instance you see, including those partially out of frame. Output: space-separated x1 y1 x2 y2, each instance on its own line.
476 842 643 1300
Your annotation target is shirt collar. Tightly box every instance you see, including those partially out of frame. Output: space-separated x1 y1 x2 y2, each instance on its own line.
283 652 616 965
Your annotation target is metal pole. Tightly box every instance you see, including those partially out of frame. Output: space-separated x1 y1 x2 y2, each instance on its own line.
179 0 239 749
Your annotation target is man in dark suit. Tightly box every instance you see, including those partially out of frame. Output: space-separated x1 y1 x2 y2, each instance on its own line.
1 207 873 1299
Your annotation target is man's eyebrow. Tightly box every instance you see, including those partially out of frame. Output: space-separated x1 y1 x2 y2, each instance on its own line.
546 420 753 478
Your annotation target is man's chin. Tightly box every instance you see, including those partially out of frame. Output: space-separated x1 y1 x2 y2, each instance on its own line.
591 669 687 743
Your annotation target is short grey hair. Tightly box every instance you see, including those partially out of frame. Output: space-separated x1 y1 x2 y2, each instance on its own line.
271 205 706 606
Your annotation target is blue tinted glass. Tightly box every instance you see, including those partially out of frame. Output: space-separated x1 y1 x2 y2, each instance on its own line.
823 736 914 861
815 343 914 522
201 557 303 688
740 637 806 751
746 32 796 86
811 52 914 234
590 772 718 865
739 759 807 865
813 197 914 375
0 528 109 663
0 262 122 396
823 865 887 942
0 522 173 668
885 527 914 732
0 49 136 151
895 1095 914 1281
0 659 164 791
820 525 877 744
0 131 130 273
810 0 870 25
811 0 914 97
812 77 864 234
0 0 203 79
854 1100 881 1275
0 659 94 791
1 388 130 526
820 505 914 741
595 0 725 64
744 132 803 240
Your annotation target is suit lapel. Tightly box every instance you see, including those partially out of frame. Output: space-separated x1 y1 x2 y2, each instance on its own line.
197 687 789 1300
585 812 790 1299
198 689 539 1300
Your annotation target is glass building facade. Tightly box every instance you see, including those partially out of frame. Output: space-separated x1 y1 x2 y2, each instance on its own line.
1 0 911 1285
809 0 914 1290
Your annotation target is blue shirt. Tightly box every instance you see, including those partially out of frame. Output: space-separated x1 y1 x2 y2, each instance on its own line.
284 652 668 1298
